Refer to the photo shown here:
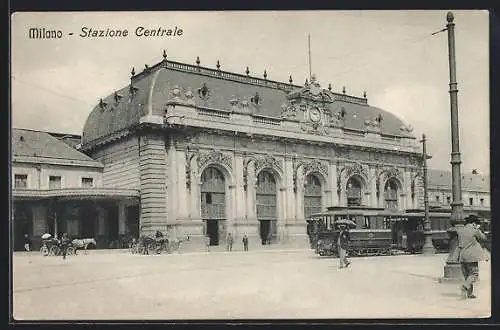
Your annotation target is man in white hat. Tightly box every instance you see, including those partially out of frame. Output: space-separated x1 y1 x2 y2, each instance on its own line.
337 224 351 269
457 215 487 299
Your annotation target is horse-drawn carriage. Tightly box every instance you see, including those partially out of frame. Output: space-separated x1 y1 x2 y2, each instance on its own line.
130 231 189 255
40 234 76 256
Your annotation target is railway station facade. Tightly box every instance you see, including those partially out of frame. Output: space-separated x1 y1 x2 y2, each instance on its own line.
11 53 490 250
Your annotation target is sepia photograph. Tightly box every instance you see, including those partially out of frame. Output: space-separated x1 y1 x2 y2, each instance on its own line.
10 10 490 320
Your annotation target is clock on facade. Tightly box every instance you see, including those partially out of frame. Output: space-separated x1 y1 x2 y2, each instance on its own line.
309 107 321 123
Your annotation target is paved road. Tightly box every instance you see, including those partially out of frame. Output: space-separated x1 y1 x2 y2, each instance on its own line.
12 250 490 320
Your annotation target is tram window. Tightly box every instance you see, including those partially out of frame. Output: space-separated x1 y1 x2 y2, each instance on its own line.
469 198 473 206
480 198 484 206
446 196 451 204
206 193 212 204
363 216 371 229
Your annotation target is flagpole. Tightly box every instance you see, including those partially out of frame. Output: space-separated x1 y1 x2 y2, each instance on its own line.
308 34 312 80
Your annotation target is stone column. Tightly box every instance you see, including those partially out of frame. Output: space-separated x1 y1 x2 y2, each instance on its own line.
405 170 413 210
118 201 126 235
175 147 189 220
139 132 168 235
329 162 339 206
246 161 256 220
370 167 379 208
234 153 246 221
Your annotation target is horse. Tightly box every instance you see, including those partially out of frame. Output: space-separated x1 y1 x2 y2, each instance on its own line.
71 238 97 255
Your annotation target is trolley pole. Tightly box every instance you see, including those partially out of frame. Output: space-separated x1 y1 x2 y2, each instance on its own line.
421 134 435 255
441 11 465 281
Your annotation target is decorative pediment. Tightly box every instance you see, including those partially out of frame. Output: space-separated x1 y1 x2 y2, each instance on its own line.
287 75 334 104
337 162 368 193
299 159 328 177
380 166 404 183
197 149 232 170
254 153 283 175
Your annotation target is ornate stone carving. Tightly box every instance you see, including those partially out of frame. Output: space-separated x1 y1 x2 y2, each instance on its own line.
242 153 257 191
300 120 329 135
280 102 297 119
380 166 404 184
197 83 211 100
254 153 283 176
364 114 383 131
197 149 232 171
300 159 328 177
185 146 197 190
336 162 368 194
400 124 414 134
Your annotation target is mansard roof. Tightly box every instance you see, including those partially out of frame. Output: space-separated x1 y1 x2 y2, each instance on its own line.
82 57 414 146
12 128 103 167
428 169 490 192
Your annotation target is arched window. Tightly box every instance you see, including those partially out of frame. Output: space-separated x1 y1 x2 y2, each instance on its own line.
346 177 362 206
201 167 225 219
384 178 399 210
304 174 322 218
256 170 277 244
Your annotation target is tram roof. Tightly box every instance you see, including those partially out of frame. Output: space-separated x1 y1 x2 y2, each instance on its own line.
309 209 408 218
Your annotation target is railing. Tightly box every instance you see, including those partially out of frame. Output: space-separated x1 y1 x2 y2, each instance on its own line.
197 108 230 119
253 115 281 126
332 93 368 106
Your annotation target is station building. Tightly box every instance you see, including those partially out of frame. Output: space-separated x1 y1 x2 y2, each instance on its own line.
11 53 490 251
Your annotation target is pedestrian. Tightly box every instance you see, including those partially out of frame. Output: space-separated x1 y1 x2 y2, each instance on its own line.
226 233 233 252
205 235 211 252
61 232 70 260
457 215 487 299
242 234 249 251
337 225 351 269
23 234 31 252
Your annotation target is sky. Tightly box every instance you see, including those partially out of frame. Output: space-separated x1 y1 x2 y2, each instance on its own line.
11 10 489 174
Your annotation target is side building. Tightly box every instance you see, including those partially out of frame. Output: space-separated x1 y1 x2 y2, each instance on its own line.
11 128 140 251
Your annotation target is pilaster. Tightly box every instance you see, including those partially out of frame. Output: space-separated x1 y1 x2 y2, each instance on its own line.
329 162 339 206
234 153 246 219
118 201 126 235
175 148 189 219
370 166 378 208
139 133 168 235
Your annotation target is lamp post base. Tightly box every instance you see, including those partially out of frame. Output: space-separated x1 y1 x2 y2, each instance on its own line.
421 245 436 255
438 262 464 283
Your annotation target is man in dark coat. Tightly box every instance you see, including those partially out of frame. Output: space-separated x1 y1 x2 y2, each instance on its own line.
242 234 249 251
457 215 487 299
337 225 351 268
61 233 70 260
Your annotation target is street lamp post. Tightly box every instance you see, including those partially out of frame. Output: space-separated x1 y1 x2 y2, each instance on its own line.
442 11 465 281
421 134 435 255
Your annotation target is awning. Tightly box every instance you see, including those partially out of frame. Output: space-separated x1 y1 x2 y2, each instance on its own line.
12 188 140 201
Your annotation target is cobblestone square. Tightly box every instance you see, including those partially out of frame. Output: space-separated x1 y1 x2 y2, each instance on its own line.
13 250 490 320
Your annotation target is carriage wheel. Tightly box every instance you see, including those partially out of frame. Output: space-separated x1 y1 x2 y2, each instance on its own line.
66 246 76 255
40 246 49 256
50 246 59 256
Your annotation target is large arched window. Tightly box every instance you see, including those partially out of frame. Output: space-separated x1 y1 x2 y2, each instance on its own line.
384 178 399 210
201 167 226 219
201 167 226 246
256 170 277 244
346 177 362 206
304 174 322 218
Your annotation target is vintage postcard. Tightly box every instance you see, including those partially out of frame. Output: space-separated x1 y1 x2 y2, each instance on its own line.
10 10 490 320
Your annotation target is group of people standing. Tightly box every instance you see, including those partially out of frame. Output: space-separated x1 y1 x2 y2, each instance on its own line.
205 233 249 252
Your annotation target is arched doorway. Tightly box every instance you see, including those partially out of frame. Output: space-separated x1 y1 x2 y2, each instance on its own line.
201 166 226 246
304 173 322 219
346 176 363 206
384 178 399 210
256 170 277 245
13 202 33 251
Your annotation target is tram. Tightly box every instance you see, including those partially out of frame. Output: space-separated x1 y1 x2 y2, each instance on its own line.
307 206 406 257
307 206 491 257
